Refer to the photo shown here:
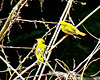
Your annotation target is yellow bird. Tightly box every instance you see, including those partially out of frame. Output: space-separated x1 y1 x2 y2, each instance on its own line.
35 38 46 64
59 21 86 38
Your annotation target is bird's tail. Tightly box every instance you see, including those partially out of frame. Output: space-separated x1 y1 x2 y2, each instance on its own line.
78 31 86 36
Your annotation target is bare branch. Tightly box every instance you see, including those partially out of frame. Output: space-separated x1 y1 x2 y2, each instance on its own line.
0 56 25 80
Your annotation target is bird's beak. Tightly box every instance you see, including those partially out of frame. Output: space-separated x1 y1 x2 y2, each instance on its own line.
36 38 38 41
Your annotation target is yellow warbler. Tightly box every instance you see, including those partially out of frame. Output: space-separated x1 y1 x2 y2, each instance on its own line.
35 38 46 64
59 21 86 38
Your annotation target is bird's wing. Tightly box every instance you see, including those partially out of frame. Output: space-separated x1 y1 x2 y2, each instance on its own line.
37 44 46 54
62 24 77 35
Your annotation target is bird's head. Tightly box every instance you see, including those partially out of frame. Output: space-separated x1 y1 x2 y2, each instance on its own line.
37 38 45 44
59 21 68 26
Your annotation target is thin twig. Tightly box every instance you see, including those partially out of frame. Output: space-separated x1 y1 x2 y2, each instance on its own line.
0 45 32 49
0 44 12 75
73 40 100 72
0 0 4 11
26 68 36 80
80 40 100 80
17 19 57 24
90 71 100 77
81 23 99 40
13 61 37 80
42 25 56 39
9 44 36 80
25 72 58 79
55 59 69 73
0 18 7 21
0 56 25 80
44 57 60 80
33 64 42 80
86 57 100 70
75 6 100 28
48 35 68 54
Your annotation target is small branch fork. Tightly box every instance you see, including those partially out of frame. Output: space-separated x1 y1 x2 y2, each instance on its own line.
0 0 28 42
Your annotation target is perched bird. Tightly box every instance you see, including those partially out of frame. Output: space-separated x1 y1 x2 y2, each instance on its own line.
35 38 46 64
59 21 86 38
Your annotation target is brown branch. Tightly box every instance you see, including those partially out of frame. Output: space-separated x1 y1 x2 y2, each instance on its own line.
90 71 100 77
0 45 32 49
0 0 26 42
0 0 4 11
17 19 57 24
